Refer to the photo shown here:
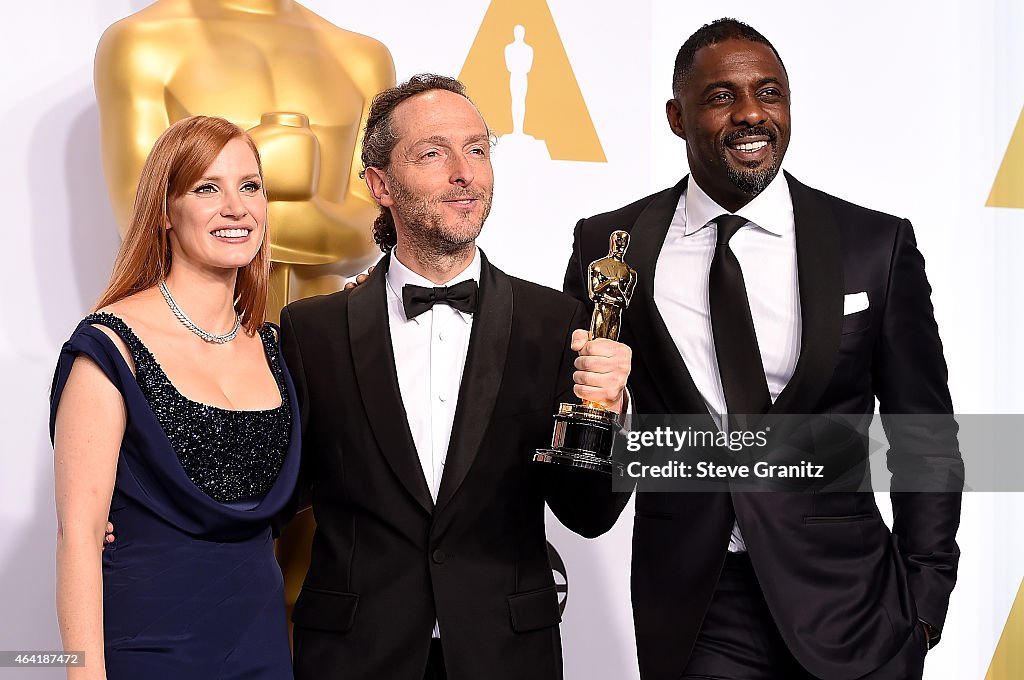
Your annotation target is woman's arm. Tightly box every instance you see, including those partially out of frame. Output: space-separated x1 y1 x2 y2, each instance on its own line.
53 354 125 680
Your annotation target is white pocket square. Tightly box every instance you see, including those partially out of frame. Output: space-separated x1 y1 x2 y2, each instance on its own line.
843 291 869 315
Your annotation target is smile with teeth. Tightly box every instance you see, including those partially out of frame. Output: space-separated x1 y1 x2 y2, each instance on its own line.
212 228 251 238
732 140 768 153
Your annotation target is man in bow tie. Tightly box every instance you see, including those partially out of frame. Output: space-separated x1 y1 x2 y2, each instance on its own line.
280 73 632 680
565 18 963 680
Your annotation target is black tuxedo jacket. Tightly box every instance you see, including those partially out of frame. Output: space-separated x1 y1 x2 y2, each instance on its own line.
281 252 622 680
565 173 963 680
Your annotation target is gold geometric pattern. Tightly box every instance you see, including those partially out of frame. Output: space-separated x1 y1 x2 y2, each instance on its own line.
458 0 606 162
985 576 1024 678
988 107 1024 208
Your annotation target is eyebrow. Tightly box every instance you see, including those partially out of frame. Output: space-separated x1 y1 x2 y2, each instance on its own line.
414 133 491 146
755 77 785 89
702 80 736 94
194 174 262 183
702 77 785 95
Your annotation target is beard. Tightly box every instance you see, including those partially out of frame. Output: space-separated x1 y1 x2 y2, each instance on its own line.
720 126 782 197
387 172 493 257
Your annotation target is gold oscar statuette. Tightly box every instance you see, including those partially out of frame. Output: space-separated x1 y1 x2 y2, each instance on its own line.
534 230 637 475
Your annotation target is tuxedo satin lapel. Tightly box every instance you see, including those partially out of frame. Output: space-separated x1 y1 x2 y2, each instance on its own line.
626 178 712 418
771 173 843 415
434 252 513 516
349 252 433 514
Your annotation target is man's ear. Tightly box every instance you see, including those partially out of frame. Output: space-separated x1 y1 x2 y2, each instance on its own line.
666 98 687 140
364 167 393 208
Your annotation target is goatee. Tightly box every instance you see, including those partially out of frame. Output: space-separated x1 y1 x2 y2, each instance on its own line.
722 126 780 197
387 172 493 269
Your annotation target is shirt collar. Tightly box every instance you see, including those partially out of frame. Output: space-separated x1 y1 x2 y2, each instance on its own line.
683 170 794 238
386 247 481 324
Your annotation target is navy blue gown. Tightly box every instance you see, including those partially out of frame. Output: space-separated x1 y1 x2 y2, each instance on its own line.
50 313 300 679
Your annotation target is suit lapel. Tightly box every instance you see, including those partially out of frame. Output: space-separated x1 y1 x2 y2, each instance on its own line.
349 252 434 514
434 252 513 516
770 172 844 414
625 177 713 418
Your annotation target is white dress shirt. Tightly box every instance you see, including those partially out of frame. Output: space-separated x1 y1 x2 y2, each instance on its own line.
386 249 480 635
386 249 479 501
653 172 801 552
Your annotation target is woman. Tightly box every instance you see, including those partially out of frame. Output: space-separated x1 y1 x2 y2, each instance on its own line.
50 116 299 679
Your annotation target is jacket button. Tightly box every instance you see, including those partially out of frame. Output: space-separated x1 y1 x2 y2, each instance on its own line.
432 549 446 564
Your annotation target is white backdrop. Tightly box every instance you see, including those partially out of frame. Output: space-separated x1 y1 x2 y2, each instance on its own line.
1 1 1022 678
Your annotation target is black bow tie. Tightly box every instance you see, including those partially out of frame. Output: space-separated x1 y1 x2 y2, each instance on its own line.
402 280 478 319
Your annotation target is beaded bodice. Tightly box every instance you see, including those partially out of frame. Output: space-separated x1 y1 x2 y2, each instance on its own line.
86 313 292 503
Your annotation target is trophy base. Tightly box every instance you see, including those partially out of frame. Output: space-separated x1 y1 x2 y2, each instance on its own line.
533 448 623 475
533 403 623 476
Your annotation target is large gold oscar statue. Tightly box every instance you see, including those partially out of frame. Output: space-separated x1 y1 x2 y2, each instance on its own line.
94 0 396 636
95 0 396 311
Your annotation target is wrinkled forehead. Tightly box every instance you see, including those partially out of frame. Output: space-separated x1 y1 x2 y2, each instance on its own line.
391 89 490 147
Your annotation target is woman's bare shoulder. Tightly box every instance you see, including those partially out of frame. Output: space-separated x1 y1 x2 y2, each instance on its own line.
91 288 164 373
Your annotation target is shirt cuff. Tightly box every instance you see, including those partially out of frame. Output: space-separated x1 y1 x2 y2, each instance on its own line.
920 618 940 649
620 386 634 417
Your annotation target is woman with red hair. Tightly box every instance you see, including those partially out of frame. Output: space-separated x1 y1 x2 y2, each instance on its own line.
50 116 299 679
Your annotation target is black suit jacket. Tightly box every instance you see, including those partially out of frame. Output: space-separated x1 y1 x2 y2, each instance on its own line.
565 173 963 680
281 252 623 680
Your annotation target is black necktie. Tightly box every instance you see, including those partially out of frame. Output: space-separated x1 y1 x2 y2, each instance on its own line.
402 280 478 320
708 214 772 418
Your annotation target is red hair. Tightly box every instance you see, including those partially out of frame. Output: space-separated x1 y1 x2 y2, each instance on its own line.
95 116 269 334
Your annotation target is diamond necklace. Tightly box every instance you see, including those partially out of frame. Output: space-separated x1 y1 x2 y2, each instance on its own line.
158 280 240 344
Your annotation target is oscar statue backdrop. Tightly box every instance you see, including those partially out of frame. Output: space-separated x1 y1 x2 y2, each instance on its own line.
2 1 1022 678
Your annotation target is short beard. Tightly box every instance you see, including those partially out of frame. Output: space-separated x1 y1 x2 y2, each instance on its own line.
725 162 777 197
721 126 781 197
388 171 492 270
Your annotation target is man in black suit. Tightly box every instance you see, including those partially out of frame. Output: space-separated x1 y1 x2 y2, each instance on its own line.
281 74 631 680
565 19 963 680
